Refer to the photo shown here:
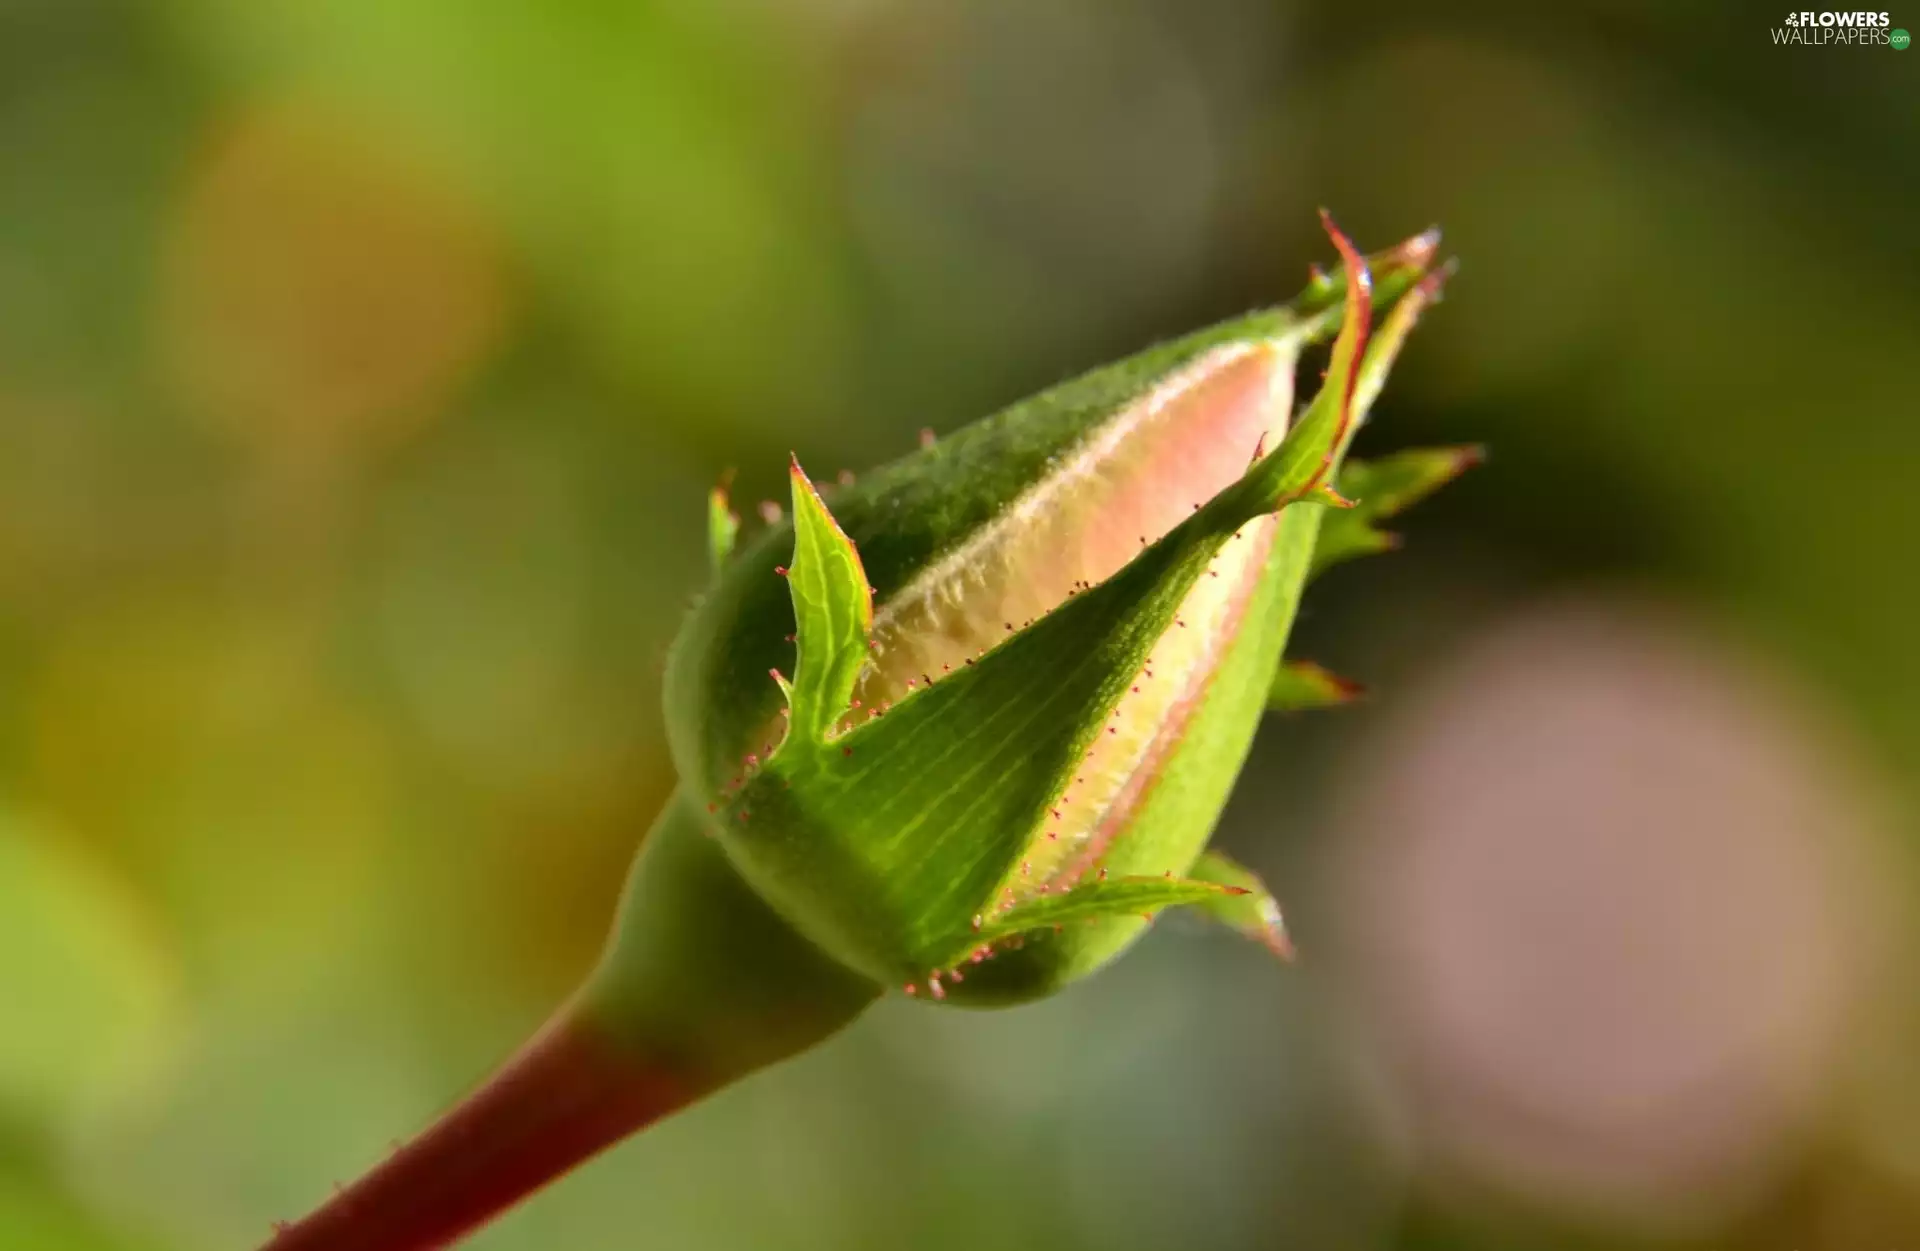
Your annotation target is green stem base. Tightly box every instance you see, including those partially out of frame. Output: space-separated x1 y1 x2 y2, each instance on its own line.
262 791 878 1251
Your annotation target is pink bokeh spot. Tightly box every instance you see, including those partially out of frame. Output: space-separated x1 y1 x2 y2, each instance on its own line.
1325 596 1888 1228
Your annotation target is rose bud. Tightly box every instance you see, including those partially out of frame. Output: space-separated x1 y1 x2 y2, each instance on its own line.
265 214 1470 1251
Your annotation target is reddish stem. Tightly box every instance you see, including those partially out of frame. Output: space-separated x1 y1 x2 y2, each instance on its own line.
262 1012 694 1251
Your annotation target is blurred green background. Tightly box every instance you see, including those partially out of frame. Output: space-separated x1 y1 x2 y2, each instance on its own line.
4 0 1918 1248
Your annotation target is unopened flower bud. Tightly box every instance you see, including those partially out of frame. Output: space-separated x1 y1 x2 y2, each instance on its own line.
264 214 1471 1251
665 213 1454 1003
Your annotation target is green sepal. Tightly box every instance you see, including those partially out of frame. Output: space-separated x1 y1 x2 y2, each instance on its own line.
1298 254 1469 578
1350 257 1453 432
970 874 1247 949
780 457 873 745
1310 445 1483 578
1263 208 1374 500
1190 849 1294 959
1267 660 1364 711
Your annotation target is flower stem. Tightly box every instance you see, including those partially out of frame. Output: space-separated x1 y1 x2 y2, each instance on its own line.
263 791 879 1251
262 1010 678 1251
